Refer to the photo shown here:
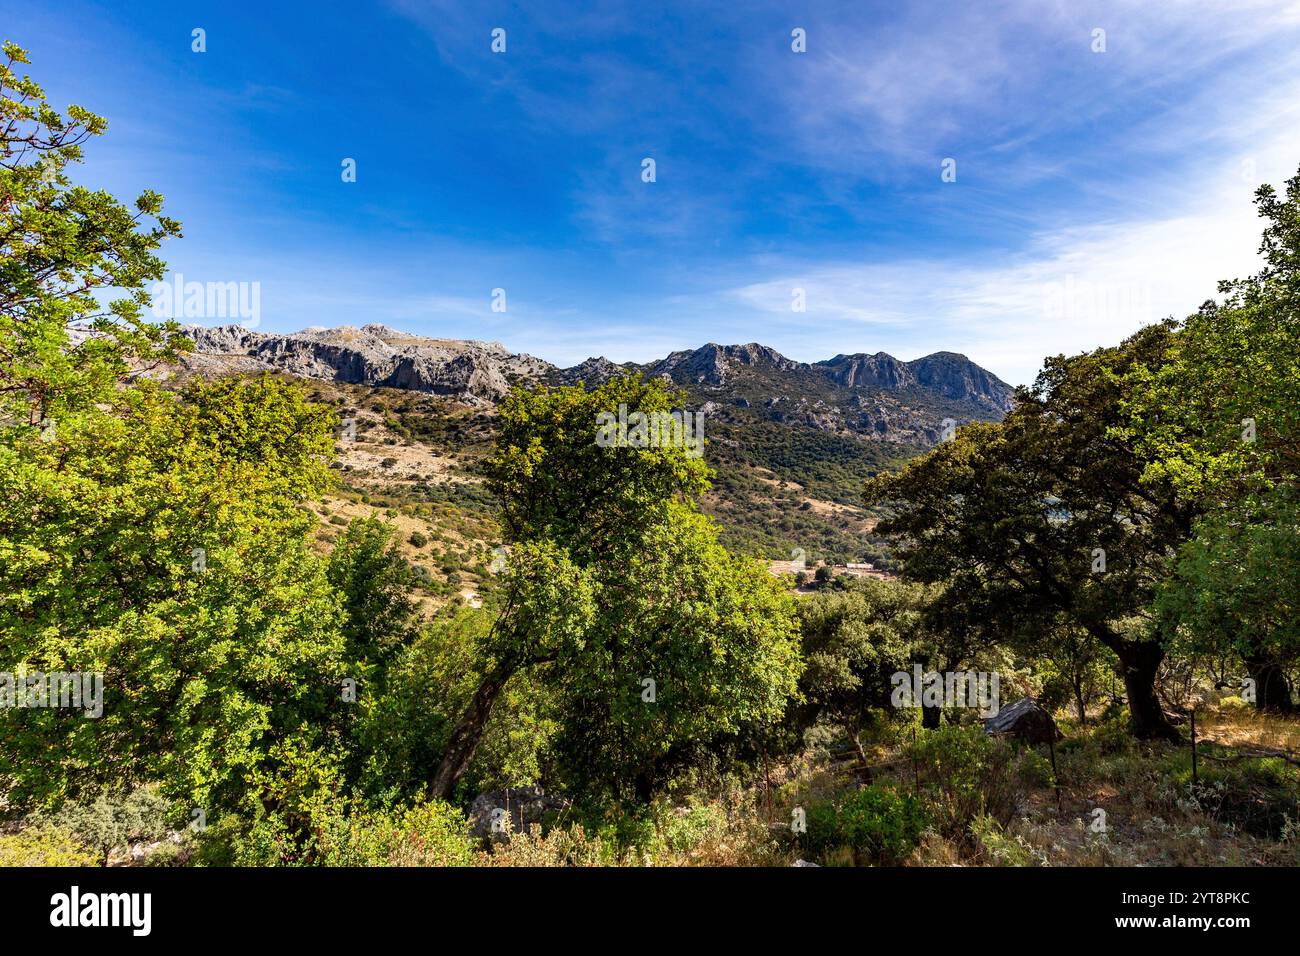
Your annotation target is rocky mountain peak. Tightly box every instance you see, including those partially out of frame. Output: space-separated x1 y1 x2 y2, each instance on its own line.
905 351 1015 411
816 352 915 390
169 323 1014 431
649 342 799 386
177 324 549 404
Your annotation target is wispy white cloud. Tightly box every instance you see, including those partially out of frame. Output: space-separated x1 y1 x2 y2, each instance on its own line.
714 119 1300 384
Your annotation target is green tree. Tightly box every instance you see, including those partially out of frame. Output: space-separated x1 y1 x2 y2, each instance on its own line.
794 577 936 759
430 375 802 803
354 605 561 805
0 43 356 818
1035 623 1115 724
0 376 349 813
546 500 803 802
327 517 420 670
1154 489 1299 711
1125 168 1300 710
0 41 185 431
865 325 1197 740
429 539 597 798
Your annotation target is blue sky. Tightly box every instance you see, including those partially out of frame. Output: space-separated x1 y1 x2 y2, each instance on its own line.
7 0 1300 383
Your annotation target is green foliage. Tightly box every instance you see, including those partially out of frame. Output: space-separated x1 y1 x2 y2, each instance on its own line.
486 374 712 558
1126 172 1300 504
969 814 1044 866
794 578 936 748
181 374 337 496
865 325 1195 738
0 42 186 430
910 725 1039 837
433 375 803 805
0 375 348 815
483 823 616 866
1123 167 1300 709
327 517 419 669
804 784 927 865
192 811 306 867
44 787 172 863
0 823 98 866
1157 490 1300 669
203 797 476 867
352 606 558 803
314 800 476 867
1035 627 1117 723
547 501 804 803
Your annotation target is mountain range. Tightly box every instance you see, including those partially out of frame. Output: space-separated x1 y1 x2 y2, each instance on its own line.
172 322 1017 565
180 324 1014 446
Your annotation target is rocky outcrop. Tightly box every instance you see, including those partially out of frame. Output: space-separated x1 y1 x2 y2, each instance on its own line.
817 352 915 390
906 351 1015 412
818 351 1014 415
179 324 551 405
172 324 1014 441
984 697 1062 744
649 342 800 386
468 787 569 839
554 356 630 387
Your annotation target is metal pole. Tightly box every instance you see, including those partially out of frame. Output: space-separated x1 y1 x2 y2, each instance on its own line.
1190 708 1198 786
1048 737 1061 812
911 727 919 798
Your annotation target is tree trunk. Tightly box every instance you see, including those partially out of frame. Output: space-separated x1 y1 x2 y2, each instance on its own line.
1244 654 1296 713
851 732 869 768
1117 642 1180 741
429 666 512 800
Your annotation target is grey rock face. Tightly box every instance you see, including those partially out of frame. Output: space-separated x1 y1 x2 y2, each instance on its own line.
554 355 630 387
172 323 1014 440
468 786 570 840
818 351 1015 413
817 352 915 390
179 324 552 405
983 697 1062 744
649 342 799 386
906 351 1015 412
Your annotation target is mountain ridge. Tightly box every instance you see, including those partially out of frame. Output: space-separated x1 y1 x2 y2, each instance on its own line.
177 324 1015 434
169 322 1016 563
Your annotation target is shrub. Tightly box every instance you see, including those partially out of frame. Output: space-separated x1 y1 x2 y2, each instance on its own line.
969 814 1046 866
194 801 478 867
191 812 303 867
483 824 615 867
315 801 476 867
1172 759 1300 838
657 801 729 855
46 788 173 864
804 784 927 865
0 824 98 866
408 530 429 548
911 725 1033 837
